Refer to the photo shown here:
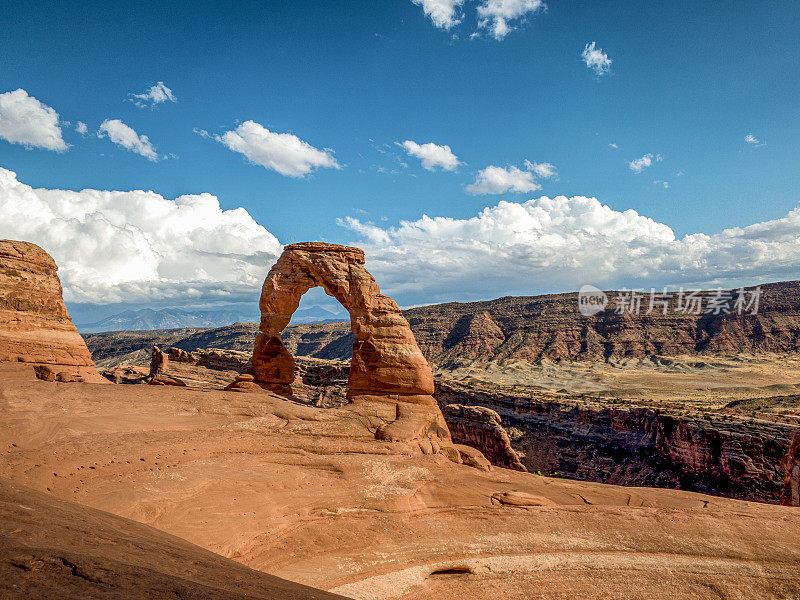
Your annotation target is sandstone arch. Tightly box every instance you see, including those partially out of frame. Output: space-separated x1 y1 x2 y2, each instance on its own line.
251 242 435 405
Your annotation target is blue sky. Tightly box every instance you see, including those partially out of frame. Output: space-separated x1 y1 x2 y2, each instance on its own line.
1 1 800 321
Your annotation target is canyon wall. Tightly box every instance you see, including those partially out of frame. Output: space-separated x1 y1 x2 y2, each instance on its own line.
442 404 527 471
435 381 800 505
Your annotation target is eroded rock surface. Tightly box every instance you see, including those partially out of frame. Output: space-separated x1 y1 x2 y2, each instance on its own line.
0 240 102 382
250 243 470 460
252 243 434 402
0 476 349 600
443 404 527 471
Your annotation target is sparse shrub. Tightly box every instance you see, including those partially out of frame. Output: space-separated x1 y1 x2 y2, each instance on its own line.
506 426 525 441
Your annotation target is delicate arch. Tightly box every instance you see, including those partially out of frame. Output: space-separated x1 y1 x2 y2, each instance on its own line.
251 242 435 404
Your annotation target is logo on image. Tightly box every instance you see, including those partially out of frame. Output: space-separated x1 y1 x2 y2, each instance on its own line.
578 284 608 316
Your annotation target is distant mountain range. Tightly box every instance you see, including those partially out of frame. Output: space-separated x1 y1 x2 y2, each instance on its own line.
76 306 346 333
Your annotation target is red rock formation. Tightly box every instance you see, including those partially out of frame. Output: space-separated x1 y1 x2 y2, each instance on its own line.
0 240 102 382
168 347 198 363
252 242 434 403
250 243 472 461
146 346 186 386
443 404 527 471
783 430 800 506
149 346 168 377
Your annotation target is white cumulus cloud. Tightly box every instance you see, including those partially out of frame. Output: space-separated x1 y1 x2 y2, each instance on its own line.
0 89 69 152
400 140 460 171
339 194 800 305
75 121 88 135
98 119 159 161
582 41 612 76
130 82 176 109
216 120 339 178
0 167 282 305
411 0 465 29
477 0 546 40
628 153 661 173
466 160 555 195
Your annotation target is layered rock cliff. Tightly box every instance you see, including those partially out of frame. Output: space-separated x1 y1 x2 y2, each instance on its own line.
408 282 800 366
0 240 101 381
435 380 800 505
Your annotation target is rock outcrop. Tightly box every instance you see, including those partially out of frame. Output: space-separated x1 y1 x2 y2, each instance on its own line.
443 404 527 471
250 243 465 458
168 347 197 363
252 243 435 403
0 240 102 382
149 345 168 377
145 346 186 386
784 430 800 506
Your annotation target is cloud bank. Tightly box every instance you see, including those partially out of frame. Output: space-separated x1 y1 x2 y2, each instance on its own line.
98 119 159 161
0 167 282 305
339 194 800 304
400 140 460 171
0 89 69 152
4 167 800 312
217 120 339 177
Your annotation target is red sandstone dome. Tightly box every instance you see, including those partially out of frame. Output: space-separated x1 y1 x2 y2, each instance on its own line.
0 239 103 382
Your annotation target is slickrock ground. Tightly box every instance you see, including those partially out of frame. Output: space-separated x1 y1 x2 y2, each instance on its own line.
0 240 103 383
87 342 800 504
0 475 348 600
2 363 799 600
